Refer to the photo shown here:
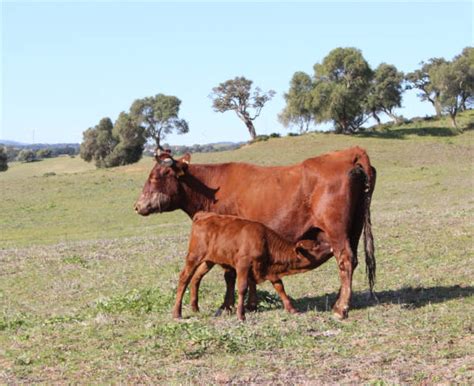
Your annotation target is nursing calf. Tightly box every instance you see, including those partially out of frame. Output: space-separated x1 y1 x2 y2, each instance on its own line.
173 212 333 321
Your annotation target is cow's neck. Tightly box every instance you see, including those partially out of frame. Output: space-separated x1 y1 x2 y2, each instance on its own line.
179 164 222 217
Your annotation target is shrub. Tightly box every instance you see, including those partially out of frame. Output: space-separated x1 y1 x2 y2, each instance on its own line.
17 149 37 163
0 147 8 172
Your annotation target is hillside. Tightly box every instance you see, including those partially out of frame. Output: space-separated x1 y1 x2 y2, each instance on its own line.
0 112 473 383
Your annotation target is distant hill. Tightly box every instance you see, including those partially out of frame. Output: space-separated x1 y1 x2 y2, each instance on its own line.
0 139 28 146
0 140 80 151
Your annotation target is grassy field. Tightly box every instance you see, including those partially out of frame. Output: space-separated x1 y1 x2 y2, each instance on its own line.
1 111 473 383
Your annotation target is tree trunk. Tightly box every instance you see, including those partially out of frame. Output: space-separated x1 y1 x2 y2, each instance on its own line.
386 110 402 125
244 118 257 139
372 111 381 126
449 112 458 129
434 99 442 118
428 97 442 118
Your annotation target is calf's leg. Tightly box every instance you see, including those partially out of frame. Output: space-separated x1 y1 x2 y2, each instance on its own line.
189 261 214 312
236 269 249 321
172 255 202 319
214 269 237 316
271 279 298 314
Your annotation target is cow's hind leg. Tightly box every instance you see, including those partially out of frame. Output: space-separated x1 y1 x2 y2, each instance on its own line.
189 261 215 312
246 280 258 311
332 240 354 320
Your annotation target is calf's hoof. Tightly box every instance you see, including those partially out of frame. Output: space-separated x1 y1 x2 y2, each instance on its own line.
191 305 200 313
237 313 246 322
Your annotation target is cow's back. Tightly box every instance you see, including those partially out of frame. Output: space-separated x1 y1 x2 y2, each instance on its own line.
204 147 370 242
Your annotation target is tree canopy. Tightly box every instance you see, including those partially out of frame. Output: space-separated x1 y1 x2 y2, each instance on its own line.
278 71 314 133
130 94 189 150
311 47 373 133
80 117 116 168
365 63 404 124
430 48 474 128
107 112 146 166
406 58 447 117
210 76 275 139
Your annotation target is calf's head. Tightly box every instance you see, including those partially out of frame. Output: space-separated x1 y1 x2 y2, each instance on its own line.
295 239 332 260
134 151 191 216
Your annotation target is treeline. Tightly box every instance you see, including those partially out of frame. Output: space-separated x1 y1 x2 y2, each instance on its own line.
280 46 473 133
0 144 79 171
77 46 472 170
156 142 244 157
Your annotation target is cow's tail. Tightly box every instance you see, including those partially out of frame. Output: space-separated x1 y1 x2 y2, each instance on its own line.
363 166 376 295
353 148 377 295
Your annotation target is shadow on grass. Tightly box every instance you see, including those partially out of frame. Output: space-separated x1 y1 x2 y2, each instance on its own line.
255 285 474 313
355 126 460 140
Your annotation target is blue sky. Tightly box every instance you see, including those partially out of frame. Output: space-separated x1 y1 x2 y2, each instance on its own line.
2 1 473 145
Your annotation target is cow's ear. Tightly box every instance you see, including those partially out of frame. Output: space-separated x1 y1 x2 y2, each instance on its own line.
178 153 191 165
174 153 191 177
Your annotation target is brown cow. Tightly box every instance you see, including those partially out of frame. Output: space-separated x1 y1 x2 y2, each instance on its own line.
173 212 333 321
135 146 376 319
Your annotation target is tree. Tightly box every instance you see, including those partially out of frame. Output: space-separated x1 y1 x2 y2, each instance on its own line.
17 149 36 163
311 47 373 133
406 58 447 118
36 148 53 159
80 117 117 168
365 63 405 124
430 49 474 129
210 76 275 140
452 47 474 111
0 147 8 172
106 112 146 167
130 94 189 150
80 115 146 168
279 71 314 133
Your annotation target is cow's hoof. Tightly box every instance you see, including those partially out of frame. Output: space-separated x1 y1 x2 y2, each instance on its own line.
332 306 349 320
246 304 258 312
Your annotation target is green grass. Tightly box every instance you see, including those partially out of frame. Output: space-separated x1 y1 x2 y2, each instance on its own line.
0 111 473 383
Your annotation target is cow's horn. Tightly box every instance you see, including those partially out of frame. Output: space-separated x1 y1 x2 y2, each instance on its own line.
161 158 174 167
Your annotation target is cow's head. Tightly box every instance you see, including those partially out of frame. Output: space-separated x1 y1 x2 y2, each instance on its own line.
134 150 191 216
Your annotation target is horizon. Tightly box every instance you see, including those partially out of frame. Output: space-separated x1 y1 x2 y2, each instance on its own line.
2 1 473 145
